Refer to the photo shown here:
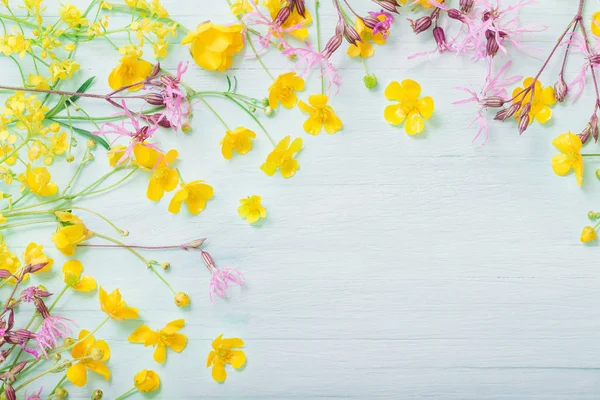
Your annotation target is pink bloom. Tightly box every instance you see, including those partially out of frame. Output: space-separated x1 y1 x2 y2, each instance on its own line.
146 62 191 130
283 43 342 93
200 250 245 303
242 3 302 52
93 101 162 165
368 11 395 39
24 388 43 400
35 316 72 359
564 32 600 100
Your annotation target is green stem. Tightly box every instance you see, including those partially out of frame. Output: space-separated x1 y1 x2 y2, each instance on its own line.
114 387 138 400
74 167 139 198
0 139 28 164
582 154 600 156
62 148 90 196
221 94 276 146
48 375 67 397
246 35 275 80
197 95 231 130
0 219 54 230
66 206 126 235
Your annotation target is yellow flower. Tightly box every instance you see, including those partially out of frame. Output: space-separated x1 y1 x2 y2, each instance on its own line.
19 166 58 197
592 12 600 36
27 74 49 90
347 18 386 58
100 1 112 10
107 145 129 167
0 241 21 284
48 59 79 83
384 79 434 135
49 131 69 155
59 3 88 28
168 181 214 215
62 260 97 292
23 242 53 273
231 0 256 15
150 0 169 17
128 319 188 363
268 72 305 109
298 94 342 135
265 0 312 39
260 135 302 178
153 38 168 58
512 77 556 124
99 287 139 320
238 195 266 223
108 55 153 91
551 132 584 186
399 0 432 7
207 334 246 383
581 226 597 243
221 127 256 159
66 330 110 387
51 212 93 256
174 292 190 307
147 165 179 201
134 370 161 392
181 22 244 72
133 144 178 170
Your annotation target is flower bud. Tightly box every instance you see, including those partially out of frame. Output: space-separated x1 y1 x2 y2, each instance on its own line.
409 16 432 34
581 226 597 243
66 154 75 163
55 388 68 399
591 114 599 142
0 270 12 279
134 369 161 392
91 348 104 361
291 0 306 17
161 262 170 270
149 62 161 80
322 34 343 58
63 337 75 347
361 16 380 30
363 74 378 89
460 0 474 12
588 210 597 220
91 389 103 400
590 54 600 65
518 114 530 135
579 124 591 144
554 75 568 102
264 106 273 116
3 385 15 400
517 103 531 119
53 353 62 361
486 34 499 56
181 238 206 250
273 6 291 26
447 9 465 21
144 93 165 106
373 0 399 13
175 292 190 307
481 96 505 108
261 98 270 107
343 25 361 46
86 139 97 149
494 102 520 121
433 27 447 49
181 123 192 133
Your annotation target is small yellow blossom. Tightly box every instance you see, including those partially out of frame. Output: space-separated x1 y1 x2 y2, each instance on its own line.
347 18 386 58
231 0 256 15
59 3 88 28
551 132 584 186
181 22 244 72
260 136 303 178
133 144 177 170
51 212 93 256
108 54 153 91
238 195 266 223
207 334 246 383
66 330 110 387
107 145 129 167
0 241 21 284
268 72 305 109
150 0 169 17
146 164 179 201
50 132 69 155
99 286 139 320
27 74 49 90
581 226 597 243
384 79 434 135
0 33 31 59
48 59 79 83
298 94 342 135
19 166 58 197
23 242 53 273
168 181 214 215
153 38 169 59
62 260 97 292
134 370 161 392
221 127 256 159
512 77 556 125
174 292 190 307
128 319 188 363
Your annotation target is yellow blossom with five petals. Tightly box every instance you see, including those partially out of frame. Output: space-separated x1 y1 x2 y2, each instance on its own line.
268 72 305 109
238 195 267 223
99 286 139 320
66 330 110 387
298 94 342 135
168 181 214 215
62 260 97 292
207 334 246 383
108 54 153 91
512 77 556 125
128 319 188 363
134 370 161 392
384 79 434 135
260 136 303 178
551 132 584 186
347 18 386 58
181 22 244 72
221 127 256 159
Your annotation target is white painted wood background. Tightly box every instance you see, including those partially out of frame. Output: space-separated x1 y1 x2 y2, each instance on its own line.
3 0 600 398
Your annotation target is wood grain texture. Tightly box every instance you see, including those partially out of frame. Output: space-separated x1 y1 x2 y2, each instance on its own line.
3 0 600 398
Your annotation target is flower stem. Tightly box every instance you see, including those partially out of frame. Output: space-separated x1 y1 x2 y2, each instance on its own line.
246 35 275 80
197 95 231 130
114 387 138 400
65 206 126 236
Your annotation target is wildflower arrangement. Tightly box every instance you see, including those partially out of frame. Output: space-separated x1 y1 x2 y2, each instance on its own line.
0 0 597 396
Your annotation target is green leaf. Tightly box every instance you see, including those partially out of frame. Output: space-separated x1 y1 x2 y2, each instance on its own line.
46 76 96 118
50 119 110 150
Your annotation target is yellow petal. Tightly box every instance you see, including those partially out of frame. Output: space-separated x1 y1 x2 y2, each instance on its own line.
211 361 227 383
303 115 323 135
308 94 328 107
66 361 87 387
384 104 407 125
574 156 584 186
418 96 434 119
405 111 425 135
62 260 83 279
541 86 556 105
401 79 421 100
384 81 403 101
220 337 244 348
552 133 582 154
90 339 110 362
72 276 96 292
551 154 575 176
534 105 552 124
593 12 600 36
167 333 187 352
86 361 111 380
128 325 152 343
161 319 185 334
154 343 167 363
230 350 246 369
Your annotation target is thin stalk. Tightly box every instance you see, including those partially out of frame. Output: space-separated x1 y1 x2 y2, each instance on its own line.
197 96 231 130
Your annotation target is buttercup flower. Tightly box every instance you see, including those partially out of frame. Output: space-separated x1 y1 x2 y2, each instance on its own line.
207 334 246 383
592 12 600 36
134 144 178 170
66 330 110 387
146 163 179 201
128 319 187 363
298 94 342 135
221 127 256 159
181 22 244 71
174 291 190 307
512 78 556 124
268 72 305 109
51 212 93 256
62 260 97 292
108 54 153 91
260 136 303 178
99 287 139 320
168 181 214 215
23 243 53 273
134 370 161 392
581 226 597 243
347 18 386 58
238 195 266 223
551 132 584 186
384 79 434 135
18 166 58 197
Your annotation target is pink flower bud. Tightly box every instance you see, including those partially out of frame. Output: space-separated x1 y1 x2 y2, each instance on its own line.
144 93 165 106
200 250 216 270
4 385 15 400
460 0 474 12
343 25 362 46
447 9 465 22
0 269 11 279
518 102 531 119
433 27 447 49
181 238 207 250
9 361 27 375
579 124 591 144
481 96 505 108
362 16 380 30
494 102 521 121
591 114 599 142
409 16 432 34
291 0 306 17
518 114 530 135
486 35 499 56
554 76 568 102
274 6 291 26
322 34 343 59
27 262 49 274
373 0 399 13
148 62 161 80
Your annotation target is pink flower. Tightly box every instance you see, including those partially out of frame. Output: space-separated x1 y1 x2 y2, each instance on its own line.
564 32 600 100
283 43 342 93
242 3 302 52
93 101 162 164
368 11 395 39
24 388 43 400
200 250 245 303
35 316 72 359
146 62 191 130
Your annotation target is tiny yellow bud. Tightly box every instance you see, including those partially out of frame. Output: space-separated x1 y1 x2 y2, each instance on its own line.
55 387 68 399
120 229 129 237
181 123 192 133
581 226 597 243
134 370 161 392
66 154 75 163
63 337 75 346
174 292 190 307
161 262 170 270
91 389 103 400
53 353 62 361
43 156 54 166
87 139 96 149
50 122 61 132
